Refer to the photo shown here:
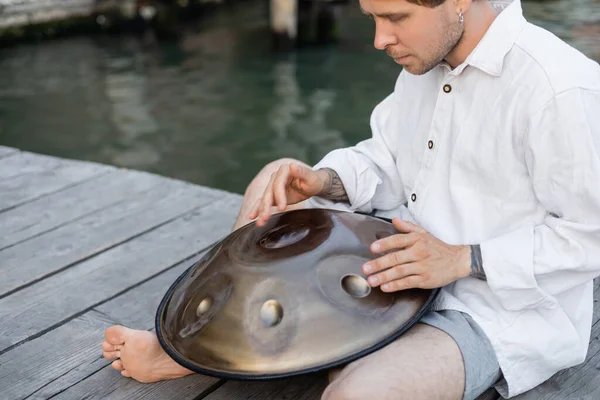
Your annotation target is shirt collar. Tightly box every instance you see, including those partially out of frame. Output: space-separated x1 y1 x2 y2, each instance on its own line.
441 0 528 77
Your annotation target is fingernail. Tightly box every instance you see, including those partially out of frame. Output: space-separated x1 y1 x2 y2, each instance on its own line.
382 284 389 291
368 276 378 285
363 263 372 273
371 243 380 252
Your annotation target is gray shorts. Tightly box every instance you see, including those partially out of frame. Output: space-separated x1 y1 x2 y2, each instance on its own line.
420 309 502 400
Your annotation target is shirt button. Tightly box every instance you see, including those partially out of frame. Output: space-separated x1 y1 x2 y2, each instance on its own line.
411 193 417 202
443 84 452 93
428 140 434 149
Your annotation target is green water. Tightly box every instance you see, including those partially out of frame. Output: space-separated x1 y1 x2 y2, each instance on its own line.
1 0 599 194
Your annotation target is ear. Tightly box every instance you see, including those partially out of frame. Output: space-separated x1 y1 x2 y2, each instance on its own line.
455 0 474 14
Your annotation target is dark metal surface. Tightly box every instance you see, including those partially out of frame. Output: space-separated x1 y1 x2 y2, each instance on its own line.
156 208 438 379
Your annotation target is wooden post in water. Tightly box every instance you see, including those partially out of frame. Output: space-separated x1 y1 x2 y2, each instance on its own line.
270 0 342 50
270 0 298 50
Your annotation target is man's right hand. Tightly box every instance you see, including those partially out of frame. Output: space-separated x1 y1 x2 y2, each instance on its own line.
249 163 330 227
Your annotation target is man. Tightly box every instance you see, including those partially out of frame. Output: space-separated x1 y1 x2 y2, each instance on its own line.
101 0 600 399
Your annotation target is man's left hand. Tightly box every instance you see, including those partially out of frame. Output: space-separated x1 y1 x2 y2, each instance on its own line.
362 218 471 292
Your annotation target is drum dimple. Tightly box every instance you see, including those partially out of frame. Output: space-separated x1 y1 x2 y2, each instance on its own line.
341 274 371 298
260 300 283 327
259 225 310 249
196 297 213 316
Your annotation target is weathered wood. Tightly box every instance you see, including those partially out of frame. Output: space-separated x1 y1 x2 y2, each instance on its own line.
0 169 162 251
477 387 501 400
0 151 62 181
0 177 223 297
0 194 243 354
203 376 328 400
0 146 18 159
10 253 219 400
50 365 222 400
0 161 111 212
0 311 114 400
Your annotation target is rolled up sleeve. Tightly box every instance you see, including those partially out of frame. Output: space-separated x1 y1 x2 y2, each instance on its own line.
481 88 600 311
312 93 405 213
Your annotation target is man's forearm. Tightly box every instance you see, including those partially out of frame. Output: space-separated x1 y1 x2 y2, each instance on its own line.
317 168 349 203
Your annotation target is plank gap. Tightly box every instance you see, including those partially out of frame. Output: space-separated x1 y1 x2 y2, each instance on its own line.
0 169 164 251
0 240 218 357
0 197 215 300
191 379 228 400
0 167 113 214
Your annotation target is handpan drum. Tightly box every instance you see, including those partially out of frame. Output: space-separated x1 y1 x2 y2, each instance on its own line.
155 208 439 379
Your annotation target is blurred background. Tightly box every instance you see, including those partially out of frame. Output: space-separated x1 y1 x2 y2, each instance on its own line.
0 0 599 194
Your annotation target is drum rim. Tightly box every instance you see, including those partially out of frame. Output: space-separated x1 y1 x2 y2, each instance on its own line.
155 253 441 380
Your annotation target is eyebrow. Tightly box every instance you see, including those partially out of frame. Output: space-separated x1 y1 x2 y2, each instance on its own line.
360 7 409 19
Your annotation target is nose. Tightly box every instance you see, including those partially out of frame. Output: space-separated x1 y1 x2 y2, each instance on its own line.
373 20 398 50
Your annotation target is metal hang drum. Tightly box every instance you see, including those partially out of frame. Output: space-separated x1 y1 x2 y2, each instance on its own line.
155 208 439 379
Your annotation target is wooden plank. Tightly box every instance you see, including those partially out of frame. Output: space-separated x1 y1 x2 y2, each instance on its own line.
4 253 218 400
0 151 62 181
0 169 162 251
0 177 223 297
0 146 18 159
477 388 501 400
507 285 600 399
49 369 223 400
0 311 114 400
0 161 111 212
203 376 328 400
0 194 243 354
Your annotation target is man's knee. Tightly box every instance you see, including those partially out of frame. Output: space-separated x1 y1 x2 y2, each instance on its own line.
322 377 366 400
246 158 310 194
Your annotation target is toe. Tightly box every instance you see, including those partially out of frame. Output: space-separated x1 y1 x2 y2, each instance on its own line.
121 370 131 378
103 350 121 360
102 341 122 352
112 360 124 371
105 325 134 346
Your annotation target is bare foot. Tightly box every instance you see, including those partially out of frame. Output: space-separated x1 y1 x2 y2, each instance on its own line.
102 325 193 383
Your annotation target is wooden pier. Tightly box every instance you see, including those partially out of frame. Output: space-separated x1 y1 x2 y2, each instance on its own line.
0 145 598 399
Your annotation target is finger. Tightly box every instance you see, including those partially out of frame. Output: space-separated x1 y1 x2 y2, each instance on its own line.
392 218 427 234
273 165 290 211
371 232 421 253
366 262 421 287
111 360 124 371
289 163 309 180
248 199 261 220
257 174 277 225
290 163 320 192
381 274 424 292
363 249 418 275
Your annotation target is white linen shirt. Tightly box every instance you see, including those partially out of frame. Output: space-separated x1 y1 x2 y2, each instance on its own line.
307 0 600 397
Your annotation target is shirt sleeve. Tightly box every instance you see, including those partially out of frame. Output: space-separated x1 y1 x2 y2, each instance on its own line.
480 88 600 311
311 93 406 213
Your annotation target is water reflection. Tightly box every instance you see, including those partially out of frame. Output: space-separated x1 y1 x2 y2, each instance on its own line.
0 0 598 194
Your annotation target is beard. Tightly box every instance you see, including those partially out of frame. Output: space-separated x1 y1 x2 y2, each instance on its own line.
393 12 465 75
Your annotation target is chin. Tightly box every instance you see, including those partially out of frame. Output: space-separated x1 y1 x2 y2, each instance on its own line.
401 65 424 75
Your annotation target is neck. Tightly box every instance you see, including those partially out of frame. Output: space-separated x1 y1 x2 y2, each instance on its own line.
444 2 499 68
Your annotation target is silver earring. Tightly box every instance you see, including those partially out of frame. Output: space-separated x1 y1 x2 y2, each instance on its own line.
459 10 464 23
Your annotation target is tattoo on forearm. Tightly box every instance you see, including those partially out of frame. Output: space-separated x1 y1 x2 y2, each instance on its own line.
319 168 349 203
470 245 486 280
